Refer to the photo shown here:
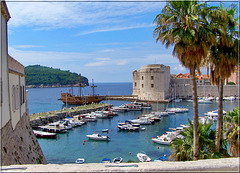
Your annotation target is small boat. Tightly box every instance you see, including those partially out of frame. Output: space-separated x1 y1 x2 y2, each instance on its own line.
137 153 151 162
154 155 168 162
101 158 111 163
152 132 176 145
198 99 213 104
33 130 57 138
86 133 110 141
113 157 122 163
102 129 109 132
75 158 85 164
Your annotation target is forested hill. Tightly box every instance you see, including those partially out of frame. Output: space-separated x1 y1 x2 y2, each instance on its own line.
25 65 89 87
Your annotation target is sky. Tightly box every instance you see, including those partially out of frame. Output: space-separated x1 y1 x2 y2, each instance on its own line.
6 0 239 83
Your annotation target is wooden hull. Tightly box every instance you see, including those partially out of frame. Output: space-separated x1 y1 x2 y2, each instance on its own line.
60 93 103 105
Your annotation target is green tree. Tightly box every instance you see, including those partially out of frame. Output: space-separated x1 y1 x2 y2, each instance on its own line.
208 4 239 152
153 0 214 160
170 119 229 161
224 107 240 157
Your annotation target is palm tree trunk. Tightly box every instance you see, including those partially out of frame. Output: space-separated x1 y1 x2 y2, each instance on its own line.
216 77 224 152
191 68 199 160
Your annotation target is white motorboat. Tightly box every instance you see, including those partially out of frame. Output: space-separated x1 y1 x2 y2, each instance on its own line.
152 135 172 145
198 99 213 104
113 157 123 163
33 130 57 138
130 118 153 125
223 96 236 101
84 114 97 122
86 133 110 141
137 153 151 162
153 111 169 116
117 123 139 131
132 101 152 109
166 108 188 113
75 158 85 164
124 104 142 111
94 111 108 118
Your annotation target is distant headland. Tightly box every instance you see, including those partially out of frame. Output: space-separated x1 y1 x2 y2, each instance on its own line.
25 65 89 88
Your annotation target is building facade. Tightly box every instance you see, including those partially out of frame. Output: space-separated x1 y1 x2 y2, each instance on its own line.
1 1 46 165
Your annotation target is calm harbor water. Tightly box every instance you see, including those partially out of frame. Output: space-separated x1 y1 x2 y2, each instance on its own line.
28 83 239 163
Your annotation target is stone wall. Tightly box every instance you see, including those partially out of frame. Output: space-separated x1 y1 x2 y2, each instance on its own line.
171 84 239 98
1 113 47 166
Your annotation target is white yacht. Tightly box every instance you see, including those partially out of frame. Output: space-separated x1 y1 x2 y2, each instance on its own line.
86 133 110 141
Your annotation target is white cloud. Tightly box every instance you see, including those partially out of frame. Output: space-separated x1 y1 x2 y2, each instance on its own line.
6 1 164 30
11 45 44 49
76 23 153 36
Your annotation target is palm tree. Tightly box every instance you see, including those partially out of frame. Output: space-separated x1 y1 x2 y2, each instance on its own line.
170 119 228 161
153 0 215 160
208 4 239 152
224 107 240 157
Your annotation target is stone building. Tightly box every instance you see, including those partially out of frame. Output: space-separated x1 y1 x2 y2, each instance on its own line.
132 64 170 101
133 64 239 101
1 1 46 165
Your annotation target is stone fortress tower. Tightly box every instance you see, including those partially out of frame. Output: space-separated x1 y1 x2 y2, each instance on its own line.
132 64 170 101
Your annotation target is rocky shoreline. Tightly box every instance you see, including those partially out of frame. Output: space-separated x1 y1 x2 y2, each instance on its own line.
26 84 84 88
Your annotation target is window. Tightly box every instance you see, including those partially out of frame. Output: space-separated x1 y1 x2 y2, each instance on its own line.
12 85 16 111
142 84 144 88
134 82 137 87
151 76 154 80
151 84 154 88
142 76 144 80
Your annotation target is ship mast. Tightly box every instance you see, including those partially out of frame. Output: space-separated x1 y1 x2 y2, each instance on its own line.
91 79 97 96
78 74 84 97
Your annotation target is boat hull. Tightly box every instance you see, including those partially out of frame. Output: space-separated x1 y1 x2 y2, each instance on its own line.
60 93 103 105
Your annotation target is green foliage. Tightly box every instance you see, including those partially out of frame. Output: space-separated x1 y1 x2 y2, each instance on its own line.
170 119 229 161
224 107 240 157
227 82 235 85
25 65 89 86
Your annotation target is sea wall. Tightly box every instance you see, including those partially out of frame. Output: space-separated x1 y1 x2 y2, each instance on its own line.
30 105 111 127
1 112 47 166
171 84 239 99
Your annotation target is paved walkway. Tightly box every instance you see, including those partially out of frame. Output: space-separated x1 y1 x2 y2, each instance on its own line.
1 157 239 172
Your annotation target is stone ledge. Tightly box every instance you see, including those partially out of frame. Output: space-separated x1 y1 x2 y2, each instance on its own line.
1 157 239 172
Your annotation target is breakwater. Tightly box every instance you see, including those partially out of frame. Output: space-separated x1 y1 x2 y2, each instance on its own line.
30 104 112 127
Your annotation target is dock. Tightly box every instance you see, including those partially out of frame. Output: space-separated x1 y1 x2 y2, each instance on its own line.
100 95 170 103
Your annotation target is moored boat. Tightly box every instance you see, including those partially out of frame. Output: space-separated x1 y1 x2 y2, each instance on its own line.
33 130 57 138
113 157 122 163
101 158 111 163
75 158 85 164
86 133 110 141
137 153 151 162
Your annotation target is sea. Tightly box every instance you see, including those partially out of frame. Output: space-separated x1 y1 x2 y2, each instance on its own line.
28 82 239 163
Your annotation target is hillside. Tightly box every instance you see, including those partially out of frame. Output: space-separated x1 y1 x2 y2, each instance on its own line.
25 65 89 87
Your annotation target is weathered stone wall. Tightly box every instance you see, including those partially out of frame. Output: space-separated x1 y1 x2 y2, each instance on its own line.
171 84 239 98
1 113 47 166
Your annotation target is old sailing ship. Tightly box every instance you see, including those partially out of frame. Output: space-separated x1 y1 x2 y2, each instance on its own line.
60 79 103 105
